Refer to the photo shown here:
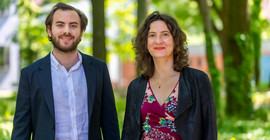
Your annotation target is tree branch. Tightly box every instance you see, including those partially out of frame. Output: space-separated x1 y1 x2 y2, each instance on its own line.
211 0 222 19
211 20 222 39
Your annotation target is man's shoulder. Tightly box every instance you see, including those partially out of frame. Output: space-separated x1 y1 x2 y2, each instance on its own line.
80 52 106 65
21 54 50 72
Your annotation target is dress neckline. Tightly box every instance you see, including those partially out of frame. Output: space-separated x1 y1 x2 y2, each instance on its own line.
148 80 179 106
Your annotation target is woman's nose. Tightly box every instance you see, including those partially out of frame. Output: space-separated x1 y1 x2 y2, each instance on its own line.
154 35 163 44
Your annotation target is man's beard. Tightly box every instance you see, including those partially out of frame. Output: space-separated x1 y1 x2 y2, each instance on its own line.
51 33 81 53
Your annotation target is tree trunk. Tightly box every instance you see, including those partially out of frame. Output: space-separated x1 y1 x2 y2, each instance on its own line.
136 0 150 75
251 0 263 87
137 0 150 28
91 0 106 62
221 0 253 118
252 32 261 86
196 0 221 118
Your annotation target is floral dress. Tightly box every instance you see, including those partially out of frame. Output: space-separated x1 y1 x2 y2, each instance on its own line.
141 80 182 140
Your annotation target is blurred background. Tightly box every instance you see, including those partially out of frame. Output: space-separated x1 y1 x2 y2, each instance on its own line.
0 0 270 139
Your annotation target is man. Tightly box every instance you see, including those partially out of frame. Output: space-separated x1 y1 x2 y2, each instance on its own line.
11 2 120 140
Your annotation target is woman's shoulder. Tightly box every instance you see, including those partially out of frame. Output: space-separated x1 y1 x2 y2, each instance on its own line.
182 67 208 77
128 76 148 89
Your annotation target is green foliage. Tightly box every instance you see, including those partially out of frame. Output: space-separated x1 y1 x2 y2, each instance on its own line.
152 0 203 37
250 0 267 32
114 93 126 135
0 48 3 67
17 0 80 68
17 0 51 68
42 0 77 5
218 119 270 139
0 0 14 11
225 33 254 118
250 0 268 87
0 93 16 139
204 31 222 117
106 0 136 62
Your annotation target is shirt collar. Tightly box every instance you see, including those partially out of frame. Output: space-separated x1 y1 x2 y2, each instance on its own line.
50 50 83 71
71 52 83 71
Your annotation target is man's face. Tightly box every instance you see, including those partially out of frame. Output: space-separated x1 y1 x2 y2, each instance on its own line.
47 9 83 52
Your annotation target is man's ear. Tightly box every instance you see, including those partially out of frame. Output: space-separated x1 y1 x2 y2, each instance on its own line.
46 26 52 37
80 31 84 38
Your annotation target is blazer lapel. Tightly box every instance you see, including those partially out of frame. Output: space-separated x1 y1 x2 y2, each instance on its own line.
81 53 96 119
37 54 55 120
175 70 193 119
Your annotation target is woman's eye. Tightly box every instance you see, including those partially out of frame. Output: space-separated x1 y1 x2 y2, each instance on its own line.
148 34 155 38
162 33 169 37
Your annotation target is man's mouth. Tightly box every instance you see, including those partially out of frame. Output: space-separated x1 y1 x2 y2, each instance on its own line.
60 35 74 41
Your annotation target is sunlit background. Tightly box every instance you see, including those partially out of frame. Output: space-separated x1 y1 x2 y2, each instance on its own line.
0 0 270 139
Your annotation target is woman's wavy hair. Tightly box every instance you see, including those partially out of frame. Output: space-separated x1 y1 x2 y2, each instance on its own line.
45 2 88 41
134 11 189 79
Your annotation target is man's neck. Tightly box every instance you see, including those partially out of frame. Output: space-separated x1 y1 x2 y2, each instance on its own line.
52 49 79 71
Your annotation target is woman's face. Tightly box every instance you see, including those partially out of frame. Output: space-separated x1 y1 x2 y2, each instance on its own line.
147 20 174 60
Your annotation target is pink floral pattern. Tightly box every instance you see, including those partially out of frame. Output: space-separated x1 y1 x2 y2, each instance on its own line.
141 80 182 140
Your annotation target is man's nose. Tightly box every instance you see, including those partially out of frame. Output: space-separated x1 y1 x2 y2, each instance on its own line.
63 25 71 34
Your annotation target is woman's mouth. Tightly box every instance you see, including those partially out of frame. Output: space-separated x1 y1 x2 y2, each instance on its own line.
154 47 165 50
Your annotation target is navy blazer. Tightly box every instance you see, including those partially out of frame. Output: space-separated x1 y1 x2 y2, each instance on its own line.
121 67 217 140
11 52 120 140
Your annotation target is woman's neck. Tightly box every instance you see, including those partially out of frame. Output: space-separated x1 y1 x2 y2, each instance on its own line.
151 58 180 90
152 57 176 80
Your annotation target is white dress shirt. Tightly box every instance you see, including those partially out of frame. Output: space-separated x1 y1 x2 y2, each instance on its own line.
50 51 88 140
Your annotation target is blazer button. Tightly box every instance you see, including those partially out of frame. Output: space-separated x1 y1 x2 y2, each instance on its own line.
52 124 55 130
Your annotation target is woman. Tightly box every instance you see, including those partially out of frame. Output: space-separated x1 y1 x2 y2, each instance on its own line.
121 11 217 140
